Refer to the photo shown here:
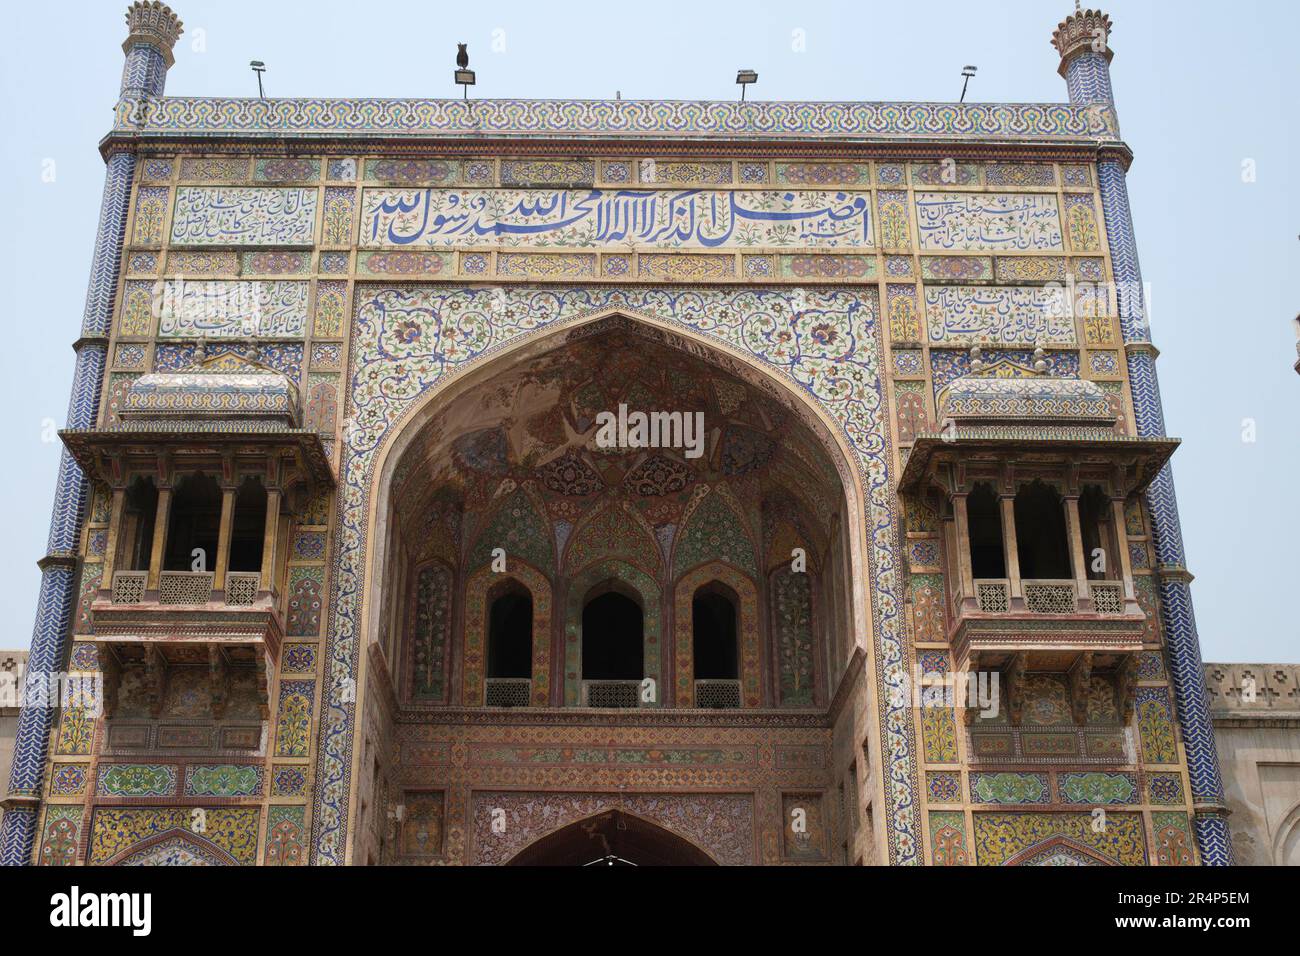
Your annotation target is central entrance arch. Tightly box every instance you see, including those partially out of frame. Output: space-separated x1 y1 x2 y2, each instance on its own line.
507 811 719 866
333 301 896 866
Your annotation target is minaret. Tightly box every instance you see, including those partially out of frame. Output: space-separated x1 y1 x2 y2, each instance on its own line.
1053 6 1233 866
1051 4 1115 111
0 3 182 866
121 0 184 97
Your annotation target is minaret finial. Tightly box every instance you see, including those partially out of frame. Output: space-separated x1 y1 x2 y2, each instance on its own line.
123 2 183 67
1051 6 1113 79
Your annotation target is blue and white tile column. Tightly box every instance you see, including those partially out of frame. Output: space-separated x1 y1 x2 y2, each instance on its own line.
0 2 182 866
1053 7 1233 865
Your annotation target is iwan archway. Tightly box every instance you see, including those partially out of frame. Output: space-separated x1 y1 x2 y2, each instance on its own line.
317 291 913 866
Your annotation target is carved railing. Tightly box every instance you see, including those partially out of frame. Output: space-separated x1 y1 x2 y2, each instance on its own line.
110 571 148 604
1089 581 1125 615
971 578 1128 616
694 679 742 709
106 570 270 606
484 677 531 708
1022 580 1077 614
224 572 260 607
974 579 1011 613
158 570 215 605
582 680 643 709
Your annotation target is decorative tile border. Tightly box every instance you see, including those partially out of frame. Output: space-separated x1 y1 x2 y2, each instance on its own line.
114 97 1119 143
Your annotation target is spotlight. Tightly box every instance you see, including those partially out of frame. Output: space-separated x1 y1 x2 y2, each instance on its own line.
250 60 266 99
960 65 977 103
736 69 758 102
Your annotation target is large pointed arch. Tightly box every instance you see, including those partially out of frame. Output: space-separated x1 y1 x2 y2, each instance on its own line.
322 294 905 867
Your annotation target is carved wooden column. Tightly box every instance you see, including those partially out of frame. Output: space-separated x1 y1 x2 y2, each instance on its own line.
260 487 282 593
999 495 1022 604
1064 495 1090 610
145 484 172 592
1110 497 1137 602
213 483 237 591
100 485 128 588
951 492 974 605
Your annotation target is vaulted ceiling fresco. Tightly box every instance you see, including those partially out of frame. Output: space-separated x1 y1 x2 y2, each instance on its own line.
387 328 846 582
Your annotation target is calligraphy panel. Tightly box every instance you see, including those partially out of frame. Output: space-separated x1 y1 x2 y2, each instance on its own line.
914 192 1063 252
359 188 873 250
924 285 1073 346
156 279 310 338
170 187 319 246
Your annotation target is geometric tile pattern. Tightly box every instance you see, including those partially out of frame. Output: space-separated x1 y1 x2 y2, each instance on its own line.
1064 53 1116 121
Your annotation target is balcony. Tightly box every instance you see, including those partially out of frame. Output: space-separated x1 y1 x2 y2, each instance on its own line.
62 353 336 719
898 364 1176 687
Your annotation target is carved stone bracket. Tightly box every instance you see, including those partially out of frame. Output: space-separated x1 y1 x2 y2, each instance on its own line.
141 644 166 718
962 650 982 726
1005 652 1027 726
208 645 229 720
1115 654 1139 722
253 648 271 720
99 650 121 719
1068 651 1093 725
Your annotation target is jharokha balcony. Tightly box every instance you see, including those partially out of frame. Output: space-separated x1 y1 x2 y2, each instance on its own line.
899 355 1177 719
60 348 333 717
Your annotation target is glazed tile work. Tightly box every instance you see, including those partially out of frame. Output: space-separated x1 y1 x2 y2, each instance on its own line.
360 188 873 249
2 2 1231 868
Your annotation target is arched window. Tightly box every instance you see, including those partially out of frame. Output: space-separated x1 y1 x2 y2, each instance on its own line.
228 476 267 573
487 585 533 680
692 584 738 680
582 587 643 681
164 473 221 571
967 482 1006 579
1013 481 1071 580
117 476 158 571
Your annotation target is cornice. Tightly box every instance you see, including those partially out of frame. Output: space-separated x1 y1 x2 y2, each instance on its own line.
102 95 1123 152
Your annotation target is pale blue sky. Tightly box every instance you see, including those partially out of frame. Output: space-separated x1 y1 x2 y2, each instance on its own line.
0 0 1295 661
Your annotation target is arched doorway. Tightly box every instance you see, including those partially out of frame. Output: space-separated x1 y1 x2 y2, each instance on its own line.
508 811 718 866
